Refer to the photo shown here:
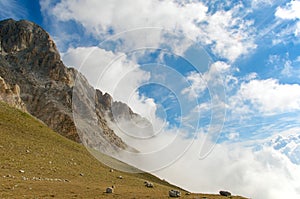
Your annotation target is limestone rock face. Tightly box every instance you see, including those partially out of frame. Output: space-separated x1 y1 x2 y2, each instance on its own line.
0 76 27 111
0 19 58 54
0 19 129 151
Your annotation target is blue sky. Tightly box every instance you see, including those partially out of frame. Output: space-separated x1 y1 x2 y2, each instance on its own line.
1 1 300 198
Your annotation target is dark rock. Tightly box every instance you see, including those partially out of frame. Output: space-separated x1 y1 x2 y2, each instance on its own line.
106 187 113 193
219 190 231 197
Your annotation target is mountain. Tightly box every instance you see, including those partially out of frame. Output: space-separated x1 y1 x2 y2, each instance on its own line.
0 18 139 153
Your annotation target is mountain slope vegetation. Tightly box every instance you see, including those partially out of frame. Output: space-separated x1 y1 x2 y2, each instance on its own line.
0 102 246 198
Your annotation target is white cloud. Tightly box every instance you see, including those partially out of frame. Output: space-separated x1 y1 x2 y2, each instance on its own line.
281 60 293 77
106 116 177 153
46 0 207 54
50 0 207 37
199 7 256 61
181 71 206 99
211 61 231 72
267 54 300 78
275 0 300 37
275 0 300 20
268 54 281 65
242 72 258 81
151 136 300 199
226 132 240 140
40 0 256 61
181 61 230 100
235 78 300 114
296 21 300 36
267 127 300 164
251 0 278 9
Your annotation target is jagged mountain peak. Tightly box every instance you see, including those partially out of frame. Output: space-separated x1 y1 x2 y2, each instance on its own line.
0 18 59 55
0 19 74 87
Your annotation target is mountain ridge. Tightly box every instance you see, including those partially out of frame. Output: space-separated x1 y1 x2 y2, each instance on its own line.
0 18 137 152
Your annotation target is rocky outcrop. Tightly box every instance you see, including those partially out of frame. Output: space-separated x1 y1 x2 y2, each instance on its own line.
0 19 129 151
0 76 26 111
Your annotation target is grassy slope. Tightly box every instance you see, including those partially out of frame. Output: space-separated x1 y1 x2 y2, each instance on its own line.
0 102 247 199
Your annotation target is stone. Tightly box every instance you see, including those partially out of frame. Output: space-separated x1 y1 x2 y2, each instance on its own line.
106 187 114 193
219 190 231 197
169 190 181 197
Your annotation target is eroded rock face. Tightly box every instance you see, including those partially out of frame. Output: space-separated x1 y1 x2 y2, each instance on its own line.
0 76 27 111
0 19 129 151
0 19 78 141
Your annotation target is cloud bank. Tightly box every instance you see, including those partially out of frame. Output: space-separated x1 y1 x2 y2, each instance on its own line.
40 0 257 61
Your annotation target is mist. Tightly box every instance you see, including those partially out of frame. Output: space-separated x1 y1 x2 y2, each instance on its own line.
104 114 300 199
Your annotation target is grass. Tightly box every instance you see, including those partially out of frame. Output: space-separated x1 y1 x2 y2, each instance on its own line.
0 102 247 199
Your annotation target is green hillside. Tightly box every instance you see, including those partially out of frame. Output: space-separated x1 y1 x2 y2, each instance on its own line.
0 102 246 199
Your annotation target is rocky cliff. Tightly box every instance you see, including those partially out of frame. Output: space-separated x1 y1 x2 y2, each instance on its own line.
0 19 134 152
0 76 26 111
